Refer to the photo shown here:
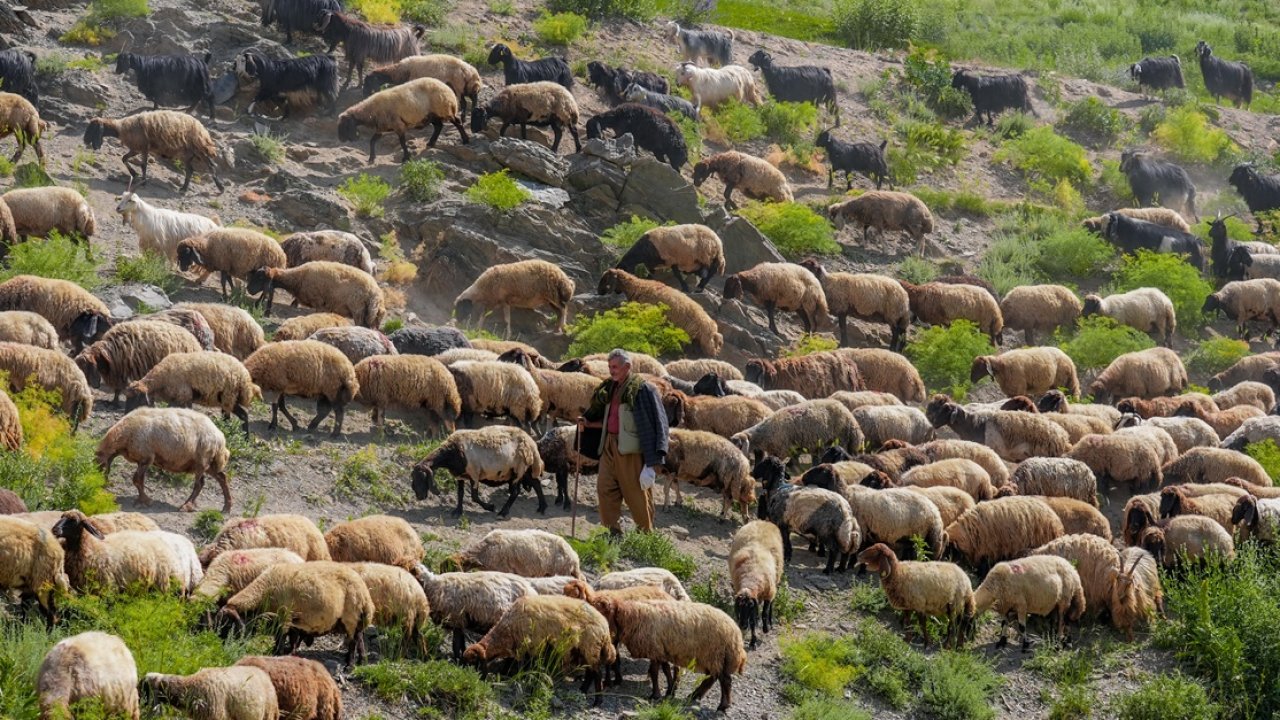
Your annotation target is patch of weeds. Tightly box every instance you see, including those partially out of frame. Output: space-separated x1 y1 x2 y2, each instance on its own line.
465 169 529 212
618 530 696 580
338 173 392 218
909 187 1004 217
889 119 966 185
336 446 407 507
545 0 656 22
249 129 286 165
904 319 995 400
687 571 732 613
759 101 819 146
1057 97 1125 147
567 301 689 357
706 100 766 144
1112 673 1218 720
900 46 972 120
0 157 13 178
992 111 1034 139
379 231 417 285
213 415 270 476
781 334 839 358
113 250 178 294
0 384 116 513
919 651 1001 720
787 696 872 720
191 509 224 542
831 0 919 51
1245 438 1280 482
400 158 445 202
348 0 401 23
1152 105 1238 165
0 231 99 288
737 202 839 259
402 0 449 25
635 700 697 720
1047 685 1094 720
600 215 663 249
896 256 938 284
487 0 514 13
1185 337 1251 377
849 582 888 613
1034 224 1115 280
533 11 587 46
774 576 806 622
1055 316 1156 370
70 148 99 175
1109 249 1213 332
668 111 702 162
60 0 149 45
1099 159 1138 204
997 125 1092 187
382 318 404 334
354 660 495 719
565 527 620 574
780 632 863 695
977 233 1041 296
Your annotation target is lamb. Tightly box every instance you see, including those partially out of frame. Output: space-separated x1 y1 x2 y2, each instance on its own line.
486 43 572 88
52 510 201 594
972 555 1085 650
352 354 459 434
139 667 278 720
1174 399 1265 439
1138 517 1236 567
261 0 340 44
970 347 1079 398
662 429 756 522
1010 458 1097 505
387 325 470 356
0 91 45 165
2 186 95 251
175 303 265 360
242 340 359 436
96 407 231 513
727 520 783 648
1118 151 1197 220
412 566 537 659
192 548 305 601
1098 210 1206 270
950 69 1032 125
1129 55 1185 93
1203 278 1280 340
235 51 339 118
1081 206 1193 234
124 351 260 434
691 150 791 209
599 598 746 711
743 351 862 399
0 342 92 427
795 261 907 349
732 399 863 463
115 191 219 265
413 426 547 516
177 228 287 299
1066 432 1164 490
1087 347 1187 404
217 561 374 667
0 275 111 351
900 279 1004 341
0 49 39 106
925 397 1070 462
248 262 386 330
470 81 581 152
446 360 541 431
315 11 423 88
597 269 724 355
233 657 341 720
361 54 483 122
664 22 734 66
754 457 861 574
83 110 229 193
451 528 580 578
0 515 69 627
1212 380 1275 412
857 543 973 648
76 320 204 403
999 284 1083 346
1082 288 1176 346
621 81 698 119
454 259 574 338
325 515 424 569
198 514 330 566
114 52 214 118
587 103 688 170
336 77 467 161
585 60 669 104
748 50 837 119
463 595 614 705
280 230 374 274
1196 40 1253 107
724 262 830 335
943 497 1066 573
38 632 139 720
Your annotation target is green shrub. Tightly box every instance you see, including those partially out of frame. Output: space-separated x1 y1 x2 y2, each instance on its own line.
619 531 696 580
889 120 966 185
335 446 407 507
567 301 689 357
464 169 530 211
781 334 840 358
832 0 919 50
788 697 872 720
759 101 819 145
919 652 1002 720
113 251 178 294
565 527 620 574
668 111 702 163
997 125 1092 187
1185 337 1251 377
0 231 100 289
708 100 766 143
1034 225 1114 279
1245 438 1280 482
1152 105 1238 165
601 215 663 249
248 129 286 164
737 202 839 259
1113 674 1218 720
354 660 495 719
1058 97 1125 146
400 158 446 202
349 0 400 23
338 173 392 217
901 46 972 120
191 509 224 542
977 234 1041 296
904 319 996 399
1100 158 1138 204
532 11 587 46
0 384 115 514
994 111 1034 139
545 0 655 21
909 188 1004 217
1055 316 1155 370
897 256 938 284
402 0 449 24
1109 250 1213 332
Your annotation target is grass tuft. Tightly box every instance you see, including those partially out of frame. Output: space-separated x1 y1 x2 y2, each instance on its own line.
338 173 392 218
736 202 839 259
0 231 100 289
113 251 179 294
465 170 530 212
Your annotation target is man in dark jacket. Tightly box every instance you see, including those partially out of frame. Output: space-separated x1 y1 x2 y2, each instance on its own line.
578 348 669 534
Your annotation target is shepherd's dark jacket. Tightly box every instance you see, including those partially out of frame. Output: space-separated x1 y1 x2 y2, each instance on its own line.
583 373 669 467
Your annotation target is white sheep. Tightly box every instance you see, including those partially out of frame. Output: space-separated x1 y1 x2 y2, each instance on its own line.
412 566 537 660
198 514 331 566
596 567 690 600
453 259 575 338
116 191 220 264
140 667 278 720
999 284 1082 345
38 632 139 720
52 510 202 594
1082 288 1177 346
2 187 96 247
324 514 424 569
96 407 231 513
973 555 1086 651
0 310 59 349
451 528 581 578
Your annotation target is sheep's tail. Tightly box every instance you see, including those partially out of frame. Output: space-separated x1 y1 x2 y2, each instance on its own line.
837 514 857 554
78 202 96 237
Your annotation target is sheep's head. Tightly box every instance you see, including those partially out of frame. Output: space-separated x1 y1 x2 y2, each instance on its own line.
999 396 1037 412
82 119 107 150
69 310 110 346
313 10 337 33
361 71 392 98
691 372 728 397
1088 380 1111 405
337 113 361 142
1158 487 1185 518
691 160 712 186
1172 401 1200 418
949 69 969 89
1080 294 1104 317
486 44 511 66
1081 216 1104 233
1231 494 1259 527
969 356 995 384
747 49 771 70
661 391 685 427
1115 398 1141 415
819 446 853 464
750 455 787 492
722 275 744 300
123 382 151 412
1263 367 1280 395
596 268 623 295
743 359 772 385
74 349 106 389
797 258 825 279
1128 63 1142 81
211 606 246 639
176 242 203 272
621 82 643 103
585 116 603 141
1036 389 1066 413
51 510 104 545
469 106 490 133
1226 245 1253 280
798 463 837 491
245 267 275 297
994 482 1018 498
859 470 892 489
856 543 896 575
410 461 437 501
1229 164 1256 190
1118 150 1140 173
662 22 679 41
585 61 609 88
1138 526 1166 563
734 591 758 632
1202 292 1226 318
923 394 958 428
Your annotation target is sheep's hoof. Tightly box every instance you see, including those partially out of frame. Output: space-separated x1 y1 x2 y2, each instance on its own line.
536 505 547 515
449 508 463 518
995 637 1008 649
479 502 496 512
178 502 196 512
135 496 153 507
1021 640 1032 653
497 510 510 519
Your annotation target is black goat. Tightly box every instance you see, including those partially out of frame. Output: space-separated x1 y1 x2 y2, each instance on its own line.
1229 164 1280 231
1196 40 1252 108
747 50 837 122
261 0 340 45
1119 151 1197 221
585 103 688 170
950 69 1031 126
487 43 572 89
1129 55 1184 93
316 11 423 88
585 61 667 104
1101 212 1206 271
814 130 887 190
1209 215 1278 280
0 49 38 107
114 52 214 118
620 81 697 119
235 51 339 118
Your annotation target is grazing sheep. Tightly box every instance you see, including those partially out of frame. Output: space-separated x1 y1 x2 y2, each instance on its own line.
724 262 829 335
597 269 724 356
0 310 56 350
354 354 459 433
971 347 1079 398
615 224 725 293
275 314 351 344
280 230 374 274
587 103 688 170
177 228 287 299
336 77 467 161
1203 278 1280 341
2 186 95 255
1213 353 1280 393
797 261 908 349
1130 55 1184 93
308 326 395 365
0 92 45 165
454 259 574 338
804 465 946 558
233 656 341 720
728 520 784 648
664 22 734 66
413 426 547 516
1099 211 1206 271
193 548 305 601
1212 381 1275 412
748 50 837 119
662 429 755 521
361 54 483 121
900 280 1004 342
0 516 70 627
1117 414 1218 454
1117 393 1217 419
621 81 697 119
858 543 973 648
470 81 581 152
97 407 231 512
124 351 260 434
1011 458 1097 505
1066 432 1164 490
692 150 791 209
1159 485 1241 535
53 511 201 594
140 667 278 720
452 528 581 578
0 275 111 351
198 514 330 566
446 360 541 431
83 110 229 193
486 43 572 88
115 192 219 265
235 51 339 118
76 320 203 403
733 399 864 464
828 191 935 256
0 341 93 425
662 390 770 439
1089 347 1188 403
743 351 862 399
114 52 214 118
173 303 265 360
585 60 668 104
1000 284 1082 346
412 566 537 659
537 425 598 510
0 487 24 513
38 632 139 720
1231 494 1280 543
831 349 926 403
1138 517 1235 567
950 69 1032 125
316 11 423 88
1111 548 1164 639
975 555 1085 652
944 497 1065 574
325 515 424 569
345 562 432 652
900 458 996 502
852 405 933 447
925 397 1070 462
1082 288 1176 347
754 457 861 574
1174 399 1265 439
261 0 340 44
1119 151 1197 220
1196 40 1253 107
243 340 359 436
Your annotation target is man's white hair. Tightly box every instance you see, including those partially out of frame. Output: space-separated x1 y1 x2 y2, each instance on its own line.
607 348 632 365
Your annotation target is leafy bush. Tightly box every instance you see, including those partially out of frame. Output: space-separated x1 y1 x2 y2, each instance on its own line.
781 334 840 358
567 301 689 357
759 101 819 145
400 159 445 202
248 129 286 164
909 188 1003 217
532 11 587 46
889 120 966 185
355 660 495 719
60 0 149 45
114 251 178 294
977 234 1040 296
994 111 1034 139
1109 250 1213 332
348 0 401 23
901 47 972 120
465 169 530 211
997 126 1092 187
565 527 621 574
0 231 100 289
904 319 995 399
601 215 662 249
338 173 392 218
1058 97 1126 146
1034 224 1114 279
619 531 696 580
832 0 919 50
1100 158 1138 204
919 652 1002 720
1245 438 1280 482
545 0 655 21
669 111 702 163
1055 316 1155 370
0 384 116 514
1152 105 1238 165
1113 674 1218 720
737 202 839 259
897 256 938 284
788 697 872 720
708 100 766 143
1185 337 1251 377
402 0 449 24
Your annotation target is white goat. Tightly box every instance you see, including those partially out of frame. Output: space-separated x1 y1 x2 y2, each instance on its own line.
116 192 220 264
675 62 761 114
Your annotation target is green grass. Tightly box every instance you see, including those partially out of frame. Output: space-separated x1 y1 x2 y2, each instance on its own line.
402 0 450 25
635 700 698 720
904 319 996 400
1113 674 1218 720
1055 316 1156 371
889 119 967 185
338 173 392 218
0 231 100 289
548 0 657 21
565 527 622 574
567 301 690 357
896 256 938 284
113 251 179 294
1057 97 1127 147
909 188 1006 217
996 125 1092 188
787 696 872 720
781 334 840 358
601 215 663 249
1245 439 1280 483
0 384 116 514
248 130 286 165
831 0 917 50
465 170 530 212
533 11 588 46
335 445 409 508
400 159 446 202
354 660 496 720
60 0 149 45
1185 337 1252 377
618 530 697 581
737 201 839 259
191 509 224 542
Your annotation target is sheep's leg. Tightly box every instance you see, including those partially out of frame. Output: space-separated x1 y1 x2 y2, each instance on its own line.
765 303 779 335
452 480 466 517
647 660 663 699
822 540 838 575
528 472 547 514
121 150 141 182
837 315 848 347
426 120 445 148
920 614 932 648
666 664 680 697
470 481 496 512
332 401 347 437
502 306 512 339
696 267 713 291
826 166 834 188
496 479 523 517
549 121 563 152
308 397 332 434
722 183 737 210
763 598 773 635
132 463 152 507
995 615 1009 648
497 120 511 138
520 122 529 140
366 132 382 163
179 472 205 513
397 131 412 162
780 524 793 563
138 151 151 185
671 268 691 292
179 157 196 193
342 62 356 90
276 395 301 432
689 673 718 706
568 124 582 153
